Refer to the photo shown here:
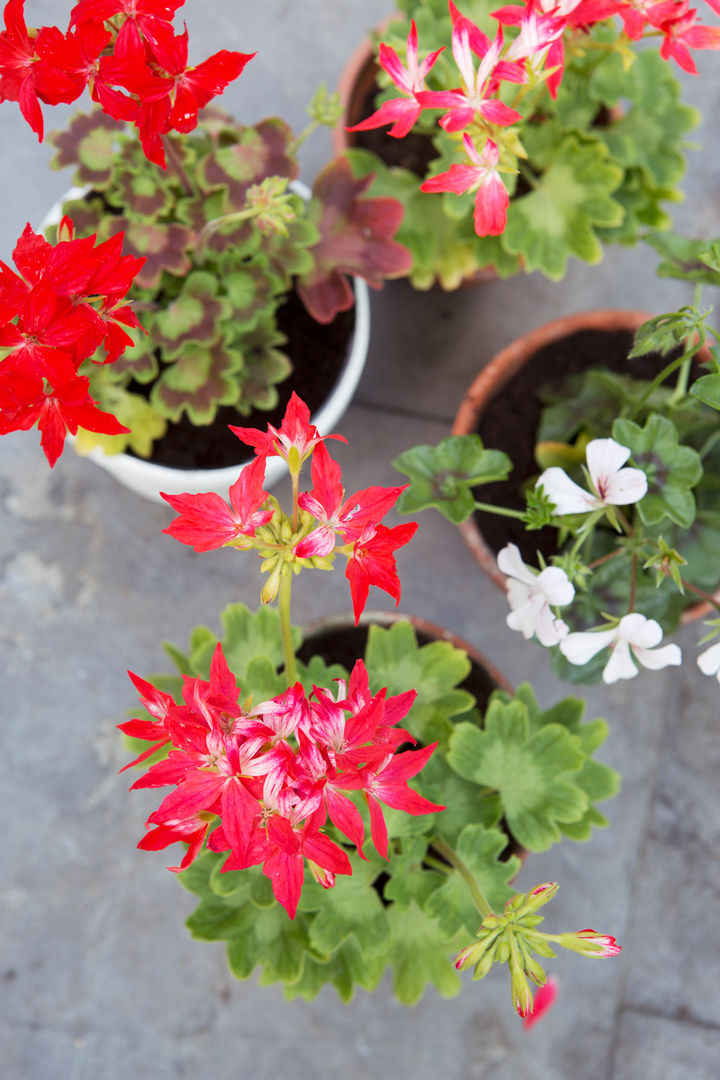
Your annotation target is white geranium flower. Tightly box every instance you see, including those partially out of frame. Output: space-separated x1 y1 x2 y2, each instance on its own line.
536 438 648 516
697 641 720 681
497 543 575 647
559 612 682 684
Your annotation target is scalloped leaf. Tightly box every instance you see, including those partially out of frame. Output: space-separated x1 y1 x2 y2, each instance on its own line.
503 136 624 280
151 339 243 424
186 602 301 683
103 218 194 290
424 824 521 936
152 271 231 358
198 118 298 209
49 108 124 188
612 413 702 528
364 621 476 746
447 699 588 852
297 155 412 323
232 316 291 414
393 435 512 524
386 900 462 1004
303 854 392 960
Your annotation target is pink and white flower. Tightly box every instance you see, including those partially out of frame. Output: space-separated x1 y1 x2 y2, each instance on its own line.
559 612 682 683
420 134 509 236
497 543 574 646
536 438 648 515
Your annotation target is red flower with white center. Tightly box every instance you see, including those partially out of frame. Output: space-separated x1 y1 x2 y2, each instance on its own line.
346 19 445 138
416 3 524 132
161 455 274 552
230 391 347 467
353 742 445 859
421 134 509 236
295 441 409 558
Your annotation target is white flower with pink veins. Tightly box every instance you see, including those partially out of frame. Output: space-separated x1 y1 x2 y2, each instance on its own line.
497 543 575 647
560 613 682 683
536 438 648 515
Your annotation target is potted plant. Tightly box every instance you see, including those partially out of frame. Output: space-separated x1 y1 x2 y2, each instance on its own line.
0 1 412 498
392 231 720 685
334 0 717 289
120 391 621 1015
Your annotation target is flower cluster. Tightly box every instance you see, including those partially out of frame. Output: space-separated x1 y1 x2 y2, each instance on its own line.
162 393 419 623
0 215 145 465
0 0 253 164
498 437 683 682
349 0 720 235
455 881 621 1018
123 642 443 918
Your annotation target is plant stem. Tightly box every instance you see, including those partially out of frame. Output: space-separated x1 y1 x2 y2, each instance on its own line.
278 573 297 687
161 135 195 197
629 553 637 613
679 577 720 614
473 500 527 520
588 548 624 571
432 836 495 917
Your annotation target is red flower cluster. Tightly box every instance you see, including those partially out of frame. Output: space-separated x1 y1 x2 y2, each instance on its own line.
123 644 443 918
0 0 254 164
0 216 145 465
350 0 720 236
162 393 419 623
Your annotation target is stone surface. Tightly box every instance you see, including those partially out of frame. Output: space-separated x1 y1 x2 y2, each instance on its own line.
2 4 720 1079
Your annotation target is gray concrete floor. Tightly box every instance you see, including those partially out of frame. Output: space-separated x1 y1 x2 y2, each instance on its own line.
2 3 720 1078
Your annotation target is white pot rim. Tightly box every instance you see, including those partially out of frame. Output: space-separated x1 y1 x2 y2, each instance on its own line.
44 183 371 504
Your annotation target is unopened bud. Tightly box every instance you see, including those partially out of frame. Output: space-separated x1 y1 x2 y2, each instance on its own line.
261 565 282 604
510 963 533 1018
557 929 622 958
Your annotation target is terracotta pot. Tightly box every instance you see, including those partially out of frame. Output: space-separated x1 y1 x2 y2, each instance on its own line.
451 308 717 623
298 608 513 695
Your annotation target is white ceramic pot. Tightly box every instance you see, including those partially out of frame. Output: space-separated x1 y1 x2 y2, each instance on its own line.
42 183 371 504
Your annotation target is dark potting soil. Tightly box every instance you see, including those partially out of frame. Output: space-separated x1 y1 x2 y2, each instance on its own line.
349 80 439 177
296 622 498 712
130 289 355 470
473 328 679 563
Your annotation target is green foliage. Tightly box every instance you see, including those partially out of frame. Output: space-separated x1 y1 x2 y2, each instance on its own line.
132 606 616 1004
612 413 702 529
49 108 409 456
392 435 512 524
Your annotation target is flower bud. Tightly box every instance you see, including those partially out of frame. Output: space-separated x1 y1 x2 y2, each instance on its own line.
510 962 533 1018
524 882 560 913
557 929 622 958
261 565 283 604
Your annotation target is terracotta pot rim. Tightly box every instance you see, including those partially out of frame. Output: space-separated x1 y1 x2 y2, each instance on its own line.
451 308 717 622
300 608 513 694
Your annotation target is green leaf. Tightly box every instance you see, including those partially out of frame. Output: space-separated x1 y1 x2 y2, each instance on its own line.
447 699 588 851
417 749 503 845
387 900 462 1004
152 339 243 424
152 271 231 358
393 435 512 524
645 231 720 285
503 136 624 280
364 621 476 746
305 858 391 960
424 824 521 936
690 374 720 411
612 413 702 528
